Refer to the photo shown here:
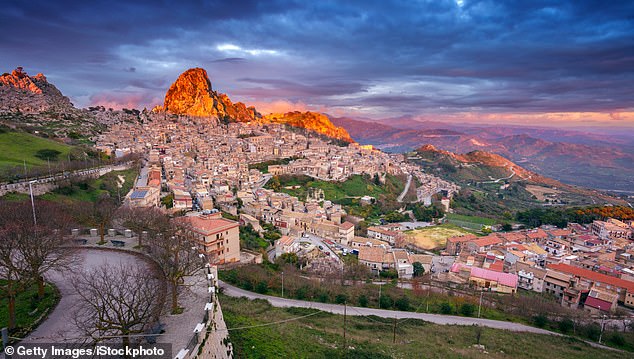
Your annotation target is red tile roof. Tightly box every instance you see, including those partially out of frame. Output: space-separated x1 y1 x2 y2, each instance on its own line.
473 235 502 248
548 263 634 292
185 215 239 236
584 296 612 311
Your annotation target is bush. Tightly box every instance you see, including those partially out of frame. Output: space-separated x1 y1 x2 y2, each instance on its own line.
440 302 453 314
460 303 475 317
380 269 398 279
379 295 393 309
557 318 574 334
35 148 62 161
335 294 348 304
358 294 368 307
295 287 308 300
318 292 329 303
255 281 268 294
533 313 548 328
607 332 625 347
395 296 410 311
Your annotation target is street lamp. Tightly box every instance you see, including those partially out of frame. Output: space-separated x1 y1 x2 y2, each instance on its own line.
28 180 37 227
281 271 284 298
599 312 606 344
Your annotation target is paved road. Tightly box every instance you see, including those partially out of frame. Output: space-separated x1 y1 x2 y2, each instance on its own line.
397 173 413 202
219 280 555 334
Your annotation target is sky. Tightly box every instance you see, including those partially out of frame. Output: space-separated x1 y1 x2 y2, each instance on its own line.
1 0 633 128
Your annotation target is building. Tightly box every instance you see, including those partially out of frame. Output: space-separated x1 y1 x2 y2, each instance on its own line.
275 235 298 258
446 234 477 255
338 221 355 246
126 186 160 207
543 269 571 300
591 219 632 240
184 213 240 264
367 226 399 245
468 267 518 293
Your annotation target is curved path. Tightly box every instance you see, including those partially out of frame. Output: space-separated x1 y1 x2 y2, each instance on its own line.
21 249 149 343
219 280 554 334
397 173 412 202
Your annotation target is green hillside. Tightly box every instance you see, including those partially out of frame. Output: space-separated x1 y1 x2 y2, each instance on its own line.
0 129 73 170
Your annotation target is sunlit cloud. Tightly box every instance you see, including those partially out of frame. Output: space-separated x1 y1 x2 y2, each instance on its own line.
216 43 281 57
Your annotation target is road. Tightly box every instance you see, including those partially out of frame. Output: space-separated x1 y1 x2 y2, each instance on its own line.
302 233 343 265
397 173 412 202
219 280 554 334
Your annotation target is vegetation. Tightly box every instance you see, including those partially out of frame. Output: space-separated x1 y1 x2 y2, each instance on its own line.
403 223 473 250
0 130 72 170
39 168 138 204
516 205 634 228
248 156 300 173
0 282 59 337
221 295 630 359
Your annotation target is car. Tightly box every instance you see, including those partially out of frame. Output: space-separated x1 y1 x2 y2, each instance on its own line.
319 245 323 250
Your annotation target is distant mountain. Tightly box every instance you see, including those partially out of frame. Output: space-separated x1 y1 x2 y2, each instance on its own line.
332 117 634 192
414 145 626 213
0 67 115 140
156 68 352 142
0 67 73 113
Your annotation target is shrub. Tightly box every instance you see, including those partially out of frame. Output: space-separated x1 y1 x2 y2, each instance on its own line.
358 294 368 307
295 287 308 300
379 295 393 309
318 292 329 303
533 313 548 328
35 148 62 161
335 294 348 304
557 318 574 334
440 302 453 314
255 281 268 294
395 296 410 311
460 303 475 317
608 332 625 347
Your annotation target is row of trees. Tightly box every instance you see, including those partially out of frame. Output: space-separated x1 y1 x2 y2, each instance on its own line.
0 199 206 346
516 205 634 228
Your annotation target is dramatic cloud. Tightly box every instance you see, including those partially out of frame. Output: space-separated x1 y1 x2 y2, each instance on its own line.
1 0 632 127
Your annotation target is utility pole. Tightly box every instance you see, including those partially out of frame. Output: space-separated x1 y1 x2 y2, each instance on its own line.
343 301 347 350
599 314 606 343
478 290 484 318
281 271 284 298
392 316 397 343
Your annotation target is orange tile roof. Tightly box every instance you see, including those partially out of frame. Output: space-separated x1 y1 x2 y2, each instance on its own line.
185 215 239 236
473 235 502 248
340 221 355 230
547 263 634 292
358 247 387 263
527 229 548 239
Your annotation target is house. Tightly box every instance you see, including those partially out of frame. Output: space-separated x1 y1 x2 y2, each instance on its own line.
183 213 240 264
466 235 502 253
173 188 193 209
515 261 546 293
367 226 399 245
543 269 571 300
126 186 160 207
548 262 634 307
584 288 619 313
275 235 298 258
338 221 355 246
350 236 391 249
358 247 389 273
446 234 477 255
468 267 518 293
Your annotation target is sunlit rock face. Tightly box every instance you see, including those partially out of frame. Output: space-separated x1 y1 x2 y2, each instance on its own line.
0 67 73 112
162 67 257 121
263 111 354 143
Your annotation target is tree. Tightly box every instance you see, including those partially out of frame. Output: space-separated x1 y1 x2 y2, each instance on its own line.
412 262 425 277
115 206 170 248
460 303 475 317
0 222 29 329
150 219 204 314
358 294 368 307
395 296 410 311
80 194 118 244
72 263 164 346
11 201 78 298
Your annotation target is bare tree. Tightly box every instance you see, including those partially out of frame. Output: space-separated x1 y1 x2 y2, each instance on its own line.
150 220 204 314
0 222 29 329
114 206 169 248
72 262 164 347
79 194 118 244
12 201 78 298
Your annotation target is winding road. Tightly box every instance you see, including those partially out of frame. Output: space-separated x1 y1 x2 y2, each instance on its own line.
397 173 412 202
219 280 554 334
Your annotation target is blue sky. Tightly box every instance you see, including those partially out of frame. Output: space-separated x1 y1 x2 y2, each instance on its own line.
1 0 633 127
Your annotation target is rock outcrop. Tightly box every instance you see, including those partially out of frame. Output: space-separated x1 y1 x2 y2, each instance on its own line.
0 67 73 112
263 111 354 143
159 68 354 142
160 67 258 122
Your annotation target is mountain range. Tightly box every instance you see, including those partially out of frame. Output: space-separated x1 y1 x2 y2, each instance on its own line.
331 117 634 192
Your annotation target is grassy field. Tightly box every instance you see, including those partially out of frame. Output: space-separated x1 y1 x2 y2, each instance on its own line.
403 223 473 250
446 213 498 230
0 282 59 337
40 168 138 203
0 130 73 170
220 295 629 359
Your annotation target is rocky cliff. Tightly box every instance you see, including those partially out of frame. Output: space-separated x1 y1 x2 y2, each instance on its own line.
159 68 353 142
263 111 353 143
0 67 73 112
159 67 258 122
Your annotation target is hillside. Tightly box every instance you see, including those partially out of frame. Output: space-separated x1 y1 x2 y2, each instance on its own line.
412 145 625 217
0 129 73 171
156 68 353 142
332 117 634 192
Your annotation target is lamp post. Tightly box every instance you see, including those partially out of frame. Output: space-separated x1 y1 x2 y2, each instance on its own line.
478 290 484 318
599 313 606 344
281 271 284 298
28 180 37 227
